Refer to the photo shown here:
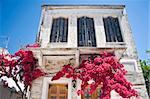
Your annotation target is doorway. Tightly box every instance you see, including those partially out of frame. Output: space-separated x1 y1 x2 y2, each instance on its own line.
48 84 68 99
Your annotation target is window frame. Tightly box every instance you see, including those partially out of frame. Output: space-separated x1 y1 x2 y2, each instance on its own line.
120 59 139 72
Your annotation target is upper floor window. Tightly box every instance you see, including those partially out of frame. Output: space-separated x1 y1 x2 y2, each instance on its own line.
103 17 123 42
77 16 96 47
50 17 68 42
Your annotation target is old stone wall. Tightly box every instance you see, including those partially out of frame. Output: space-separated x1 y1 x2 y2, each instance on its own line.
29 5 149 99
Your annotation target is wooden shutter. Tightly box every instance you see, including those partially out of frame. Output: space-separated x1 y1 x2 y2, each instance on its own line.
107 17 116 42
78 17 96 47
86 17 91 46
59 18 64 42
78 17 84 46
114 18 123 42
62 19 68 42
87 18 96 47
48 84 68 99
82 17 86 46
103 17 123 42
103 18 111 42
50 18 68 43
50 19 57 42
56 18 60 42
84 17 89 46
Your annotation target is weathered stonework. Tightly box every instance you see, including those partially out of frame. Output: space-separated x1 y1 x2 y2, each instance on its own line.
29 5 149 99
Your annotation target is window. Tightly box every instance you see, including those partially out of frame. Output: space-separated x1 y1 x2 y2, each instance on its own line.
103 17 123 42
77 16 96 47
120 59 139 72
50 17 68 42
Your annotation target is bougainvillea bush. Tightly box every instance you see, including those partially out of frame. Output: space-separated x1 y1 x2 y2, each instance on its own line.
0 48 45 97
52 52 138 99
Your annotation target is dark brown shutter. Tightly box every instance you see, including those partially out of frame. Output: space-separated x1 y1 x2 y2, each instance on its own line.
56 18 60 42
78 17 96 47
89 18 96 47
62 19 68 42
114 18 123 42
82 17 86 46
84 17 88 46
107 17 116 42
50 18 68 43
110 17 117 42
50 19 57 42
59 18 64 42
86 17 91 46
78 17 84 46
103 18 111 42
103 17 123 42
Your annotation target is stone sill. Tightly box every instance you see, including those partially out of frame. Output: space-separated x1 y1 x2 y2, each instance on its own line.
105 42 126 45
47 42 68 48
28 47 127 51
28 46 127 59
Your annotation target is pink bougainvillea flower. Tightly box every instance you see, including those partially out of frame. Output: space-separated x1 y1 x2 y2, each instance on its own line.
51 51 138 99
0 49 46 94
26 43 40 48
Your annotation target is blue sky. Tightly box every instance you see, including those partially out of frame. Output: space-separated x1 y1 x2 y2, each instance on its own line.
0 0 149 59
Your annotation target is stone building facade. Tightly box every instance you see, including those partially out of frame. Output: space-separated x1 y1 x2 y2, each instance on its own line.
28 5 149 99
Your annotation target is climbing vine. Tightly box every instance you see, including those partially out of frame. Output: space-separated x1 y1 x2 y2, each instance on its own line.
0 44 45 98
52 52 138 99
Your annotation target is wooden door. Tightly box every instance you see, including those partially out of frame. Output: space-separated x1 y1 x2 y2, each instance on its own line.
81 87 101 99
48 84 68 99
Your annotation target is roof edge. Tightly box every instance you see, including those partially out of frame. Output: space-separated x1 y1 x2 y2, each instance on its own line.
41 4 125 9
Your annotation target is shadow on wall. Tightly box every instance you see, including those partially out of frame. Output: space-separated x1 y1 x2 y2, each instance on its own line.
0 83 22 99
